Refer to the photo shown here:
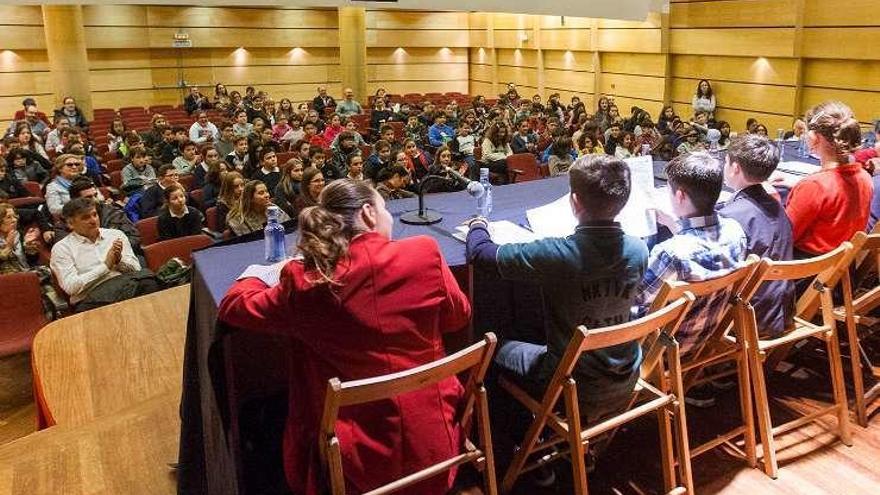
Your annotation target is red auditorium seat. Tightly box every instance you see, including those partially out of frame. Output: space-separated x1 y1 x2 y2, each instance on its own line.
109 171 123 188
136 216 160 246
506 153 543 183
23 181 43 198
189 188 204 211
205 206 218 232
143 234 213 273
0 272 48 356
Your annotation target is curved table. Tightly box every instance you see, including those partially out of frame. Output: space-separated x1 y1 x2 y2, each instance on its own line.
32 285 189 427
0 392 179 495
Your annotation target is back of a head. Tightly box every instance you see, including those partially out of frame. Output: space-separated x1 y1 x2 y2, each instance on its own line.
805 100 862 158
569 154 631 220
666 152 723 215
68 177 96 199
728 134 780 182
297 178 377 285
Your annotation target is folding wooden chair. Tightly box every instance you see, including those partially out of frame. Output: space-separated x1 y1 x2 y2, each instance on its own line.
500 294 696 495
739 242 854 478
640 256 761 468
834 230 880 426
321 333 499 495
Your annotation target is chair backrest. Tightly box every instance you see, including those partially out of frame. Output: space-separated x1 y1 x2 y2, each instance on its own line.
178 174 195 191
143 234 213 272
319 333 497 493
189 188 204 211
837 231 880 316
744 242 853 319
0 272 48 356
538 294 694 413
205 207 218 232
641 256 761 376
136 216 160 246
109 171 123 188
505 153 542 182
105 159 125 173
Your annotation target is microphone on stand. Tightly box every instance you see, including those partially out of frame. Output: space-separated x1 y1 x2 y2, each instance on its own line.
400 170 485 226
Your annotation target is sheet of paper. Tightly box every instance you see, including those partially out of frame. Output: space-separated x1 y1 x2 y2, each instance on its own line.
769 170 808 188
777 160 820 176
236 258 291 287
525 194 578 239
616 155 660 237
453 220 540 245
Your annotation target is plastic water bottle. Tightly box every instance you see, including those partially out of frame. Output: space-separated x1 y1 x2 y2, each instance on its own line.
799 134 809 158
477 167 493 218
641 143 652 157
776 128 786 155
264 205 287 263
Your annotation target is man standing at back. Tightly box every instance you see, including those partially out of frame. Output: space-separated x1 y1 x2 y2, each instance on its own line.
336 88 363 117
312 86 336 116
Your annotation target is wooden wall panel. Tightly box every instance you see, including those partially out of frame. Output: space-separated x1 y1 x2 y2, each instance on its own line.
469 64 494 84
81 5 149 26
469 80 494 96
543 50 594 72
497 48 538 68
613 96 663 118
544 69 594 95
369 47 467 65
0 50 49 73
0 27 47 50
373 81 468 95
540 29 591 51
670 28 796 57
671 55 798 86
367 64 468 82
365 29 472 48
366 11 468 30
145 6 338 29
602 52 665 77
670 0 794 28
804 0 880 27
802 28 880 60
496 66 539 88
803 59 880 93
0 72 53 98
597 29 661 53
801 87 880 124
601 73 664 102
0 5 44 25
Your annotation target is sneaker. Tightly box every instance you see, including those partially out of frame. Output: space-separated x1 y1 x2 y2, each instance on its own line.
684 384 717 408
529 464 556 488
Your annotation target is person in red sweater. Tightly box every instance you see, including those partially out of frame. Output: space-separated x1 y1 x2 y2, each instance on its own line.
218 178 471 495
784 101 873 257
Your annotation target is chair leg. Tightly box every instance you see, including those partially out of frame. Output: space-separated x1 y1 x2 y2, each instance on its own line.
501 406 547 493
749 349 778 478
657 408 676 493
826 331 854 446
668 347 694 494
476 386 499 495
564 379 589 495
737 351 757 468
842 275 868 427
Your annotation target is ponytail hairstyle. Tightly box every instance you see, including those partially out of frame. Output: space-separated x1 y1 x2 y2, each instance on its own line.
297 178 378 285
805 101 862 160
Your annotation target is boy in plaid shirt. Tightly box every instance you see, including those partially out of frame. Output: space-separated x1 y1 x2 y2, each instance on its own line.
635 152 747 407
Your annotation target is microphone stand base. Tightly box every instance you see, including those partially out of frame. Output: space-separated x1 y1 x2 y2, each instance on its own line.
400 209 443 225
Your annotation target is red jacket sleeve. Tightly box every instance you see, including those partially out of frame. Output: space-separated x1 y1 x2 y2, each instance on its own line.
436 246 472 333
218 264 295 336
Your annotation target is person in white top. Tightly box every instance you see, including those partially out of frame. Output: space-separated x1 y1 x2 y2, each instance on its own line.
189 111 219 144
50 198 149 308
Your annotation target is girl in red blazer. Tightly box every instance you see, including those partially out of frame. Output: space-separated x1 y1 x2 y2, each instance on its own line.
219 179 471 495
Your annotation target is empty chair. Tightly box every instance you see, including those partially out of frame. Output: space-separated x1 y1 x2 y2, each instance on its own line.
834 229 880 426
23 181 43 198
0 272 48 356
321 333 499 495
109 171 123 188
143 234 213 272
505 153 542 183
